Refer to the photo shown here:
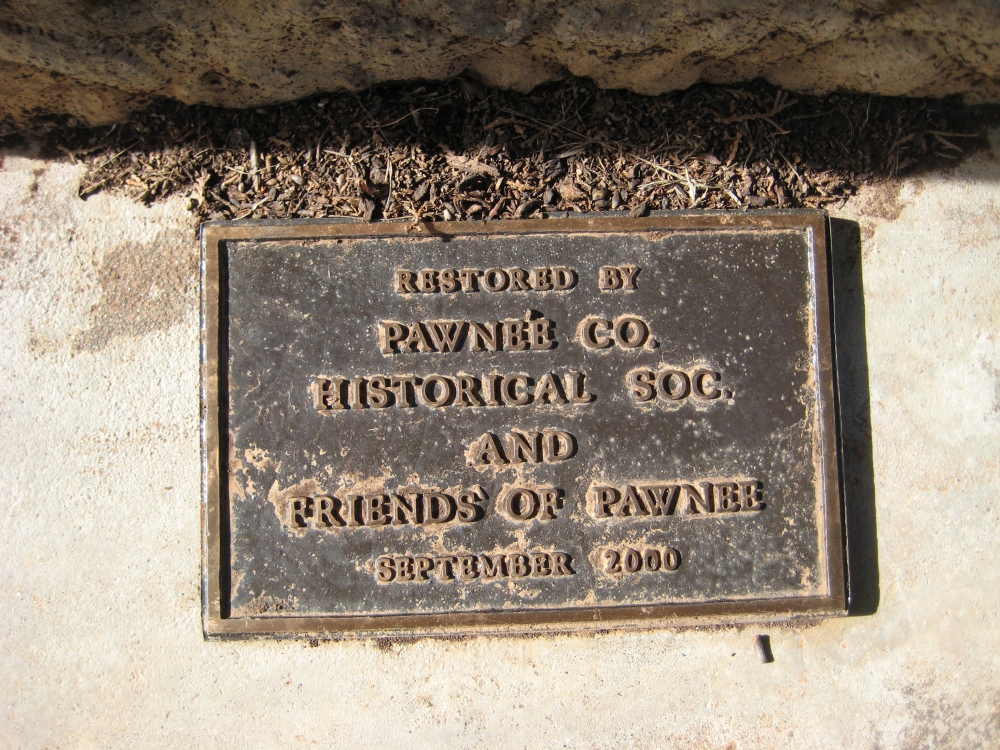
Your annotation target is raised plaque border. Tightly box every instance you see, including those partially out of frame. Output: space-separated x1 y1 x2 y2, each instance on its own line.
201 211 847 639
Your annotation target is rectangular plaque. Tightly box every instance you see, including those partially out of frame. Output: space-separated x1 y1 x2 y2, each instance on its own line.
202 212 846 637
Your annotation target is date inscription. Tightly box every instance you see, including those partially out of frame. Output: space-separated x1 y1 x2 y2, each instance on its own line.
603 547 681 575
376 550 575 583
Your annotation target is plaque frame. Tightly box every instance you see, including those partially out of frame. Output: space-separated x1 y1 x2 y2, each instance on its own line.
201 212 847 638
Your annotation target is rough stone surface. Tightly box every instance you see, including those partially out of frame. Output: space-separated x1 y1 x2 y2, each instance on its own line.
1 133 999 746
3 1 1000 128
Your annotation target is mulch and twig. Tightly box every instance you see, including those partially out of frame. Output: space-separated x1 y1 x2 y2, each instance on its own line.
20 77 989 223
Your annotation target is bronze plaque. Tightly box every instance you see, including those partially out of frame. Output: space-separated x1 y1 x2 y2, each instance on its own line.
202 212 846 638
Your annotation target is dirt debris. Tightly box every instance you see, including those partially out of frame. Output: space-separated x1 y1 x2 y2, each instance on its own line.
9 77 991 223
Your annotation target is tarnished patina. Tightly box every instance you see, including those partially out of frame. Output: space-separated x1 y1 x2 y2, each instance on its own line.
201 212 846 637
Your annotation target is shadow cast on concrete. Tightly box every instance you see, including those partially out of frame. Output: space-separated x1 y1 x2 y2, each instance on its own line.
829 218 880 616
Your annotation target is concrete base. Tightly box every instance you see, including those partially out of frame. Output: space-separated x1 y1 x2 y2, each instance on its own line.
1 136 998 746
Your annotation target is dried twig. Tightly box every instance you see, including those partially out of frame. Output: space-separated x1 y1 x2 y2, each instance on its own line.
13 76 982 224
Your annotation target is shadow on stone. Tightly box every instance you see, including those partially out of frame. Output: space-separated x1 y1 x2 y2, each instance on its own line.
829 217 880 616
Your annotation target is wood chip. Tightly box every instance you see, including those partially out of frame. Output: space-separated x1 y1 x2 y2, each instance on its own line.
444 152 501 178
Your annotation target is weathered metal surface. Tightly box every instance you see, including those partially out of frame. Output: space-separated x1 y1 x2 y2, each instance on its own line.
201 212 845 637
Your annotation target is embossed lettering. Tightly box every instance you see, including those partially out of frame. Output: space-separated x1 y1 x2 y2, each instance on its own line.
424 493 456 524
419 375 454 407
534 371 567 403
433 556 457 580
419 268 439 292
315 495 346 527
415 556 434 580
289 496 313 528
471 431 576 466
628 370 656 401
382 314 554 355
641 484 680 516
456 374 485 406
628 367 726 404
395 267 576 293
593 486 620 517
503 488 539 520
531 552 552 576
693 369 722 399
618 264 640 289
552 552 573 575
401 322 434 353
599 266 622 290
599 264 640 290
485 373 502 406
503 319 529 350
282 489 486 530
481 554 506 578
348 377 367 409
614 316 648 348
482 268 509 291
439 268 459 293
368 375 392 408
373 551 576 583
601 546 680 575
616 485 650 517
579 315 650 349
395 270 418 293
565 371 595 403
681 483 713 514
716 481 741 512
470 321 500 351
658 370 691 400
539 488 564 519
391 375 418 407
377 555 396 582
542 431 576 462
473 433 508 465
393 493 420 524
510 267 532 290
427 321 467 352
502 375 531 405
346 495 363 526
314 377 348 411
365 494 391 525
589 481 762 520
396 556 415 581
740 480 765 510
457 490 485 522
552 267 576 290
527 318 556 350
508 554 530 577
458 268 482 291
459 554 479 580
580 317 613 349
314 372 594 411
510 431 542 463
379 322 408 355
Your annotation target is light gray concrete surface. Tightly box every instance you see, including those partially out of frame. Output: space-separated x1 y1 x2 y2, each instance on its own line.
1 135 998 748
